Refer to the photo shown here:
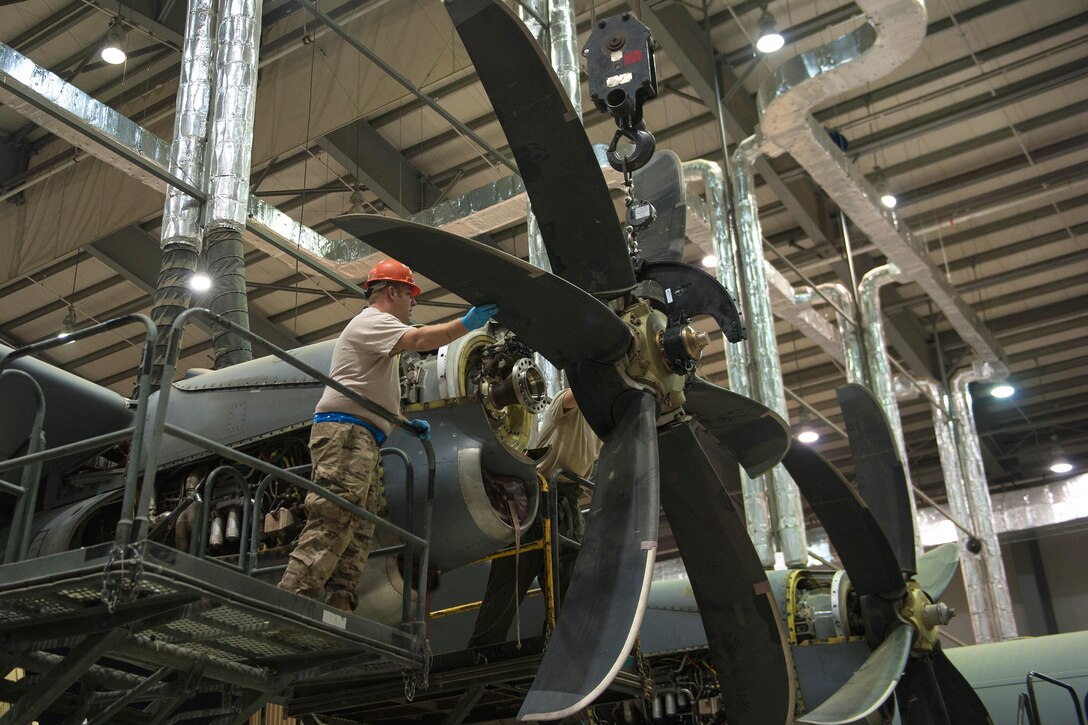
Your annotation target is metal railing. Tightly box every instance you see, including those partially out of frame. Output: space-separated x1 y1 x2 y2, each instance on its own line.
0 369 45 563
1023 671 1087 725
154 308 437 636
0 314 158 558
0 308 438 639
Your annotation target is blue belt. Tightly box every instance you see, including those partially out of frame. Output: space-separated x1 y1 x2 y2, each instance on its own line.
313 412 387 445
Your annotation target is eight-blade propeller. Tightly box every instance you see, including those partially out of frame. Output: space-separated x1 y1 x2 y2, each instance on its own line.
337 2 795 721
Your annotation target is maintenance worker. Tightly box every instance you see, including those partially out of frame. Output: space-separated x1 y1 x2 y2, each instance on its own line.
279 258 499 612
468 387 602 646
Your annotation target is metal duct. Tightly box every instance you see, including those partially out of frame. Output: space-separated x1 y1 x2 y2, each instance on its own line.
915 378 995 642
684 159 774 567
409 146 624 238
519 0 580 400
0 42 201 198
546 0 581 113
858 264 922 559
410 173 534 235
205 226 252 368
685 176 843 368
203 0 263 368
951 362 1018 640
732 136 807 567
149 0 217 387
756 0 1005 368
161 0 216 253
206 0 262 230
149 246 201 387
0 33 362 341
817 283 866 385
769 279 842 363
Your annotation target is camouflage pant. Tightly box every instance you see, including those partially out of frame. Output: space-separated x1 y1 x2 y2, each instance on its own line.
278 421 387 611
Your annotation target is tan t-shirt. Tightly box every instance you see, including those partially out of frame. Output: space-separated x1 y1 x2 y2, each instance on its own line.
533 389 603 481
315 306 412 435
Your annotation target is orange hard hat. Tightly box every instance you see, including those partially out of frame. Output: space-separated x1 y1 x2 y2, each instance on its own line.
365 259 420 298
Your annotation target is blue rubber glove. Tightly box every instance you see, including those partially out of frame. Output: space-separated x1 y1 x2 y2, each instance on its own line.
409 419 431 441
461 303 499 331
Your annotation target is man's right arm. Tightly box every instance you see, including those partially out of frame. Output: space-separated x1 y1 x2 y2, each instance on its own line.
393 319 472 353
392 304 499 354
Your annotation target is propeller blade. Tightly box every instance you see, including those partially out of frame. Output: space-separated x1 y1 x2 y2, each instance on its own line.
930 646 994 724
914 543 960 601
898 654 952 725
682 376 790 478
331 214 630 368
658 420 796 725
518 391 660 721
797 622 913 724
638 261 745 343
632 150 686 263
444 0 636 298
781 442 905 599
837 383 917 573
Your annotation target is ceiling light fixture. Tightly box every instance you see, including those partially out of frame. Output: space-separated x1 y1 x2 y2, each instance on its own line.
1048 435 1073 474
991 383 1014 399
701 254 718 268
190 273 212 292
348 188 366 214
797 422 820 444
57 304 78 339
101 21 128 65
755 6 785 54
872 165 897 209
1050 460 1073 474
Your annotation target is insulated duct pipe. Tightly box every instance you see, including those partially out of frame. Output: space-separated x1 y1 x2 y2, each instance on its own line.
203 0 263 369
756 0 1005 368
951 363 1018 640
684 159 774 567
733 136 807 567
858 264 922 560
915 377 996 643
149 0 217 387
817 283 866 385
519 0 580 400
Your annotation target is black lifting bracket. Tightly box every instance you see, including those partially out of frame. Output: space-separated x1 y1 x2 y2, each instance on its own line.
583 12 659 174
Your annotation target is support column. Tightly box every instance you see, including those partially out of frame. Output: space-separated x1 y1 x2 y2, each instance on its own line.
732 136 807 567
519 0 580 400
951 362 1018 640
149 0 217 387
915 378 996 642
684 159 774 567
858 264 923 561
202 0 263 368
817 283 866 385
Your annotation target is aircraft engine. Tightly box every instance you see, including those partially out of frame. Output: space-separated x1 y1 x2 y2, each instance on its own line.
353 327 544 623
401 327 549 451
634 569 870 724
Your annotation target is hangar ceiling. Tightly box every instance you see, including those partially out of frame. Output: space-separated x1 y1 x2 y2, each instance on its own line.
0 0 1084 528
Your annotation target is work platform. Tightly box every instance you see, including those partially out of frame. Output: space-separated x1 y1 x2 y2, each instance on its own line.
288 635 648 724
0 540 425 724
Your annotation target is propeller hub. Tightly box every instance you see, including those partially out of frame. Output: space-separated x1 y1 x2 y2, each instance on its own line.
900 581 943 651
922 602 955 628
621 301 687 413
